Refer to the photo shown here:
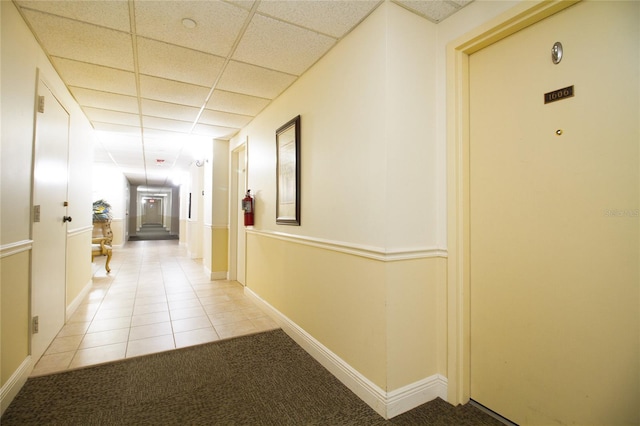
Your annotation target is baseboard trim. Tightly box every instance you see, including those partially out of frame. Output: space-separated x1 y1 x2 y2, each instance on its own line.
244 287 447 419
386 374 448 418
210 271 228 280
0 356 33 416
67 279 93 321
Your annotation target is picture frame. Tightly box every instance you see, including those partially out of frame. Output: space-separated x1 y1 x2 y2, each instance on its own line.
276 115 301 225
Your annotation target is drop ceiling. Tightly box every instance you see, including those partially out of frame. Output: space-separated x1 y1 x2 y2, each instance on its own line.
14 0 472 186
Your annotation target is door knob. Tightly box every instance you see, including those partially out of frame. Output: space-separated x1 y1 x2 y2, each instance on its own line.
63 216 73 223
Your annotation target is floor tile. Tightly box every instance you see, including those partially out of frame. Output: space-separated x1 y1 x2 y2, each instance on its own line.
44 335 84 355
80 328 130 349
168 298 202 310
30 240 281 377
94 306 134 320
170 306 206 320
129 321 172 341
87 317 132 334
69 343 127 369
171 316 212 333
251 316 280 332
133 302 168 315
31 352 75 376
126 334 175 358
215 320 258 340
131 311 171 327
174 327 220 348
56 321 91 337
208 310 248 326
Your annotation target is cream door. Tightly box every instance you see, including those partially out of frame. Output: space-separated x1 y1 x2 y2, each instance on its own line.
469 1 639 424
31 79 70 360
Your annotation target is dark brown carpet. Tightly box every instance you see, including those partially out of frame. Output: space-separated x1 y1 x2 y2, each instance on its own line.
2 329 502 425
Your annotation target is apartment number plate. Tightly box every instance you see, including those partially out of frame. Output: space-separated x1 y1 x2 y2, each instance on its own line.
544 85 574 104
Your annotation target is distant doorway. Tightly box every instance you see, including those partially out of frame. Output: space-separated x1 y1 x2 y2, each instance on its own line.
142 197 162 225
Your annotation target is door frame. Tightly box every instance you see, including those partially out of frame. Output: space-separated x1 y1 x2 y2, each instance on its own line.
229 141 247 283
445 0 580 406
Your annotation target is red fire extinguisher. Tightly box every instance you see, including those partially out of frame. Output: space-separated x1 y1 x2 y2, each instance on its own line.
242 189 254 226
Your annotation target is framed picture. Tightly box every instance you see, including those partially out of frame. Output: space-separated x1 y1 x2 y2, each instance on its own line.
276 115 301 225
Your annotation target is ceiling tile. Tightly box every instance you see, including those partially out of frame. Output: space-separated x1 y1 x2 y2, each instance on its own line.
143 116 193 133
192 123 239 139
225 1 256 11
141 137 185 154
217 61 296 100
142 170 172 186
141 99 200 122
83 107 140 127
134 1 249 57
93 142 114 163
233 13 336 75
143 128 192 142
97 133 143 150
16 0 131 32
69 87 139 114
199 109 252 129
21 9 134 70
206 90 269 116
18 0 472 187
52 57 137 96
394 0 460 23
92 122 141 137
137 38 226 87
447 0 474 7
257 1 380 38
111 155 144 167
139 75 210 107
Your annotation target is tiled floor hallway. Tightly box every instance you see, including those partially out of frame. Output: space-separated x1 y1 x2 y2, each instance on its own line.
31 240 279 377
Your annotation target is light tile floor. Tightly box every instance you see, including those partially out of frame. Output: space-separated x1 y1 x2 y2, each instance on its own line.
31 240 279 377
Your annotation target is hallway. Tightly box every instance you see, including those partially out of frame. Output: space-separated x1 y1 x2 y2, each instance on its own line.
31 240 278 377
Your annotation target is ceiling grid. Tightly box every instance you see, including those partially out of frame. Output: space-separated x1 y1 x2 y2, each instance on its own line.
14 0 472 186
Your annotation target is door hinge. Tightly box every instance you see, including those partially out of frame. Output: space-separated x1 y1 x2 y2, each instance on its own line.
33 205 41 222
32 316 39 334
37 95 45 113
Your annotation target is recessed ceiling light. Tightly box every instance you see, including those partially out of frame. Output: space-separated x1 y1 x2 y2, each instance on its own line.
182 18 197 29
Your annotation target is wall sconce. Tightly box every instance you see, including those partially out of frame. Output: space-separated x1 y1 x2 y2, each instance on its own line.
195 159 208 167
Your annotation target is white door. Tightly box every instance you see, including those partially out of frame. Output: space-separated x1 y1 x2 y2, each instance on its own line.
31 79 70 360
469 2 639 424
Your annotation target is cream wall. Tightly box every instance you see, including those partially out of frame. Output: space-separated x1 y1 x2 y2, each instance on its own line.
212 140 229 278
1 0 94 413
0 251 30 389
231 3 446 416
203 139 230 278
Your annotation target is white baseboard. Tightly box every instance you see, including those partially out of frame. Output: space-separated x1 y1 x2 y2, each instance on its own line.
210 271 228 280
244 287 447 419
66 279 93 321
0 356 33 416
386 373 448 418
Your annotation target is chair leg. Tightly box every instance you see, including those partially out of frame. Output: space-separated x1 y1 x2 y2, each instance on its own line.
105 250 112 273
